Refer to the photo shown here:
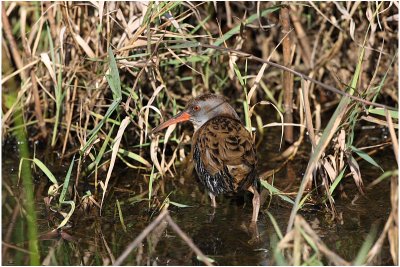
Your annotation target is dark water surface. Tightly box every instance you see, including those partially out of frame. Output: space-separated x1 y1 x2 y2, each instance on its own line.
2 125 396 265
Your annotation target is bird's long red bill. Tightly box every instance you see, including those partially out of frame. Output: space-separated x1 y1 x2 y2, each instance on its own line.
152 111 191 134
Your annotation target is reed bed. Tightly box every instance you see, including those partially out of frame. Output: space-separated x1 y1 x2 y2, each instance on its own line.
2 1 398 265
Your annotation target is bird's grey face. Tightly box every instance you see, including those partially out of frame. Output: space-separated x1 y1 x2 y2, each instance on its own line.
152 94 240 134
185 96 239 131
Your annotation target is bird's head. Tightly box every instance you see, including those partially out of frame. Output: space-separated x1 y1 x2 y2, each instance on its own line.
152 93 240 133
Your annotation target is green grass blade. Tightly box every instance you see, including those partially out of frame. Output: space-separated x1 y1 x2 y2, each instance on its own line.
232 62 246 87
260 180 294 205
196 255 215 263
84 123 115 191
58 155 76 229
369 170 398 188
161 55 209 66
167 41 200 50
189 14 211 35
270 234 287 265
60 155 75 203
46 23 56 74
48 22 63 147
298 227 318 253
32 158 58 185
368 108 398 119
267 211 283 240
368 51 397 109
353 224 378 265
350 146 384 172
169 201 193 208
106 47 122 100
118 148 152 167
148 165 156 206
81 100 120 154
302 254 323 266
298 191 312 211
329 167 347 195
96 124 114 166
89 111 121 125
116 199 127 232
242 101 251 133
57 201 75 229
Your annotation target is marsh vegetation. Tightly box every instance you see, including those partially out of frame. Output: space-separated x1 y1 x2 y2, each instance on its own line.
2 1 398 265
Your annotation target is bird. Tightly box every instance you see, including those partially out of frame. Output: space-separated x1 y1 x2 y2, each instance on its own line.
152 93 260 222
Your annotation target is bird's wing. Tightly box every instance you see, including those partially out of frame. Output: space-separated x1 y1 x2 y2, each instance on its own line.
196 117 257 190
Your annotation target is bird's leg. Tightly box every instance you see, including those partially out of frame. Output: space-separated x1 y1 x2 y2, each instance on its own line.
209 192 217 208
207 192 217 221
248 185 260 222
248 221 260 243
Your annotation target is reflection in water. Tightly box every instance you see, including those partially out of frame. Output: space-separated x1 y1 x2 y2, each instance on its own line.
2 135 395 265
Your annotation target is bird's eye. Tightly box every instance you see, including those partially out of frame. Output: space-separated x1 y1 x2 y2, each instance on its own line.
193 105 201 112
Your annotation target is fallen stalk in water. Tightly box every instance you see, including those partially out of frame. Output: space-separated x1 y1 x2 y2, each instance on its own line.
114 209 213 266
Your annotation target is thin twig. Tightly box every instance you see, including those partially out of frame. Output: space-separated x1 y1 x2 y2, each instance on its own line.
165 215 213 266
2 242 33 255
385 109 399 165
290 6 312 68
1 59 40 85
113 209 169 266
301 80 317 149
308 1 343 32
101 231 116 264
2 204 20 257
114 209 213 266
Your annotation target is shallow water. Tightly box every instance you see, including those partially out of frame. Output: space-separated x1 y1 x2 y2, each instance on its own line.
2 123 396 265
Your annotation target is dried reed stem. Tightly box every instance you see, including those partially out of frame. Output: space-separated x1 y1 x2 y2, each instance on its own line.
2 5 27 81
113 209 169 266
280 4 294 143
114 209 213 266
